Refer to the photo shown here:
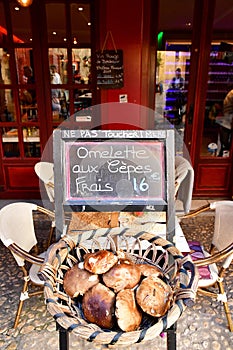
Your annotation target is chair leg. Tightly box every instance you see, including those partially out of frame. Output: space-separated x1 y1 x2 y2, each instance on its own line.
13 278 29 328
218 281 233 332
47 224 55 248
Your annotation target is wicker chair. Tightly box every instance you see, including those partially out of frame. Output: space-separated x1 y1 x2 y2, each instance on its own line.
181 200 233 332
0 202 55 328
34 161 55 246
174 156 194 214
34 161 55 204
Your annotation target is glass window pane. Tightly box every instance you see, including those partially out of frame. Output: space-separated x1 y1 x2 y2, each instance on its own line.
49 48 68 83
156 0 194 157
46 3 66 43
20 89 38 122
0 49 11 84
24 141 41 158
15 48 35 84
201 47 232 157
0 89 16 122
72 48 91 84
157 49 189 125
201 0 233 158
24 127 40 158
75 88 92 108
10 4 32 43
71 3 91 45
1 127 20 157
0 2 7 45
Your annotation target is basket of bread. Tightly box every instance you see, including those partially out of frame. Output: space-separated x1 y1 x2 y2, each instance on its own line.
39 227 198 346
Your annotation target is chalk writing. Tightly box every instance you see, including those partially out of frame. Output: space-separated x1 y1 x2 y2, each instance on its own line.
65 141 164 204
96 50 124 89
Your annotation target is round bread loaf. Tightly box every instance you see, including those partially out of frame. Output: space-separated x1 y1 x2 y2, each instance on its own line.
84 250 118 274
136 276 173 317
115 289 142 331
137 263 162 278
82 283 116 329
103 261 141 292
63 263 99 298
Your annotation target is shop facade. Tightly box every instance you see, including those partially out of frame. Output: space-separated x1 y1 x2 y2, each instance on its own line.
0 0 233 199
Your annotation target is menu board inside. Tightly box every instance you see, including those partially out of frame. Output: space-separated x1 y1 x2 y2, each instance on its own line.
96 50 124 89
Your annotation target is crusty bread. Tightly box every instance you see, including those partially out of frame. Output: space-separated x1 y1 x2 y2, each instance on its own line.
63 263 99 298
115 289 142 331
82 283 116 329
137 263 162 278
136 276 173 317
84 250 118 274
103 261 141 292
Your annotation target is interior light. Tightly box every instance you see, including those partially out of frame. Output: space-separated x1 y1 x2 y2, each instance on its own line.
88 22 91 26
78 7 84 11
14 7 20 11
63 38 67 42
157 31 164 49
16 0 33 7
52 31 57 35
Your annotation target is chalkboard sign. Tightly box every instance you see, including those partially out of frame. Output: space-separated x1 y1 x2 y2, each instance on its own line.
64 141 164 205
53 129 176 240
96 50 124 89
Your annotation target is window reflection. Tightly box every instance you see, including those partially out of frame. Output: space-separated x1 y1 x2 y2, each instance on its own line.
1 127 20 157
202 47 233 157
0 89 16 122
23 126 40 157
15 48 35 84
72 48 91 84
19 89 38 122
0 49 11 84
49 48 67 83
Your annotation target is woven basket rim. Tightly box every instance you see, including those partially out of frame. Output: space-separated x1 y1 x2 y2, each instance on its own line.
41 227 198 346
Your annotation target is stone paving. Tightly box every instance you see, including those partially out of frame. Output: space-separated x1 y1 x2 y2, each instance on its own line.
0 212 232 350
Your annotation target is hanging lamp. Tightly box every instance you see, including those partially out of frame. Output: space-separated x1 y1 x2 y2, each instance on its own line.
16 0 33 7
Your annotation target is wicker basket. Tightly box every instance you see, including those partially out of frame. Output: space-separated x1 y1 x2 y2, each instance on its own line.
39 227 199 347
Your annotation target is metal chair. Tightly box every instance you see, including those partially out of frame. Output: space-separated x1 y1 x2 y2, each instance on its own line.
182 200 233 331
0 202 55 328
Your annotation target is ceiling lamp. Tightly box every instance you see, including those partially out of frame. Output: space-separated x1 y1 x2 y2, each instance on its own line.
16 0 33 7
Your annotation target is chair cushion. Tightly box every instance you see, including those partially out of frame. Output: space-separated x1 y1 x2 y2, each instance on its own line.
187 241 218 287
29 252 46 285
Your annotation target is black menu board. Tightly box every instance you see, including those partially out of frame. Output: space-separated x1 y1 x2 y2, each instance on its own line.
96 50 124 89
53 129 175 240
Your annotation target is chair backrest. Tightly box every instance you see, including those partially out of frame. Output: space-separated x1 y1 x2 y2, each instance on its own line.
34 162 54 202
175 156 194 213
211 201 233 252
0 202 38 266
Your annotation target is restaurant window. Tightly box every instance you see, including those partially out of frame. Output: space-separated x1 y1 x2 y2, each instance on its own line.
200 0 233 158
47 2 92 121
155 0 195 156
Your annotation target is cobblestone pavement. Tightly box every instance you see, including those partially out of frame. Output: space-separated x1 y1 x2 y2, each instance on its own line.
0 212 232 350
